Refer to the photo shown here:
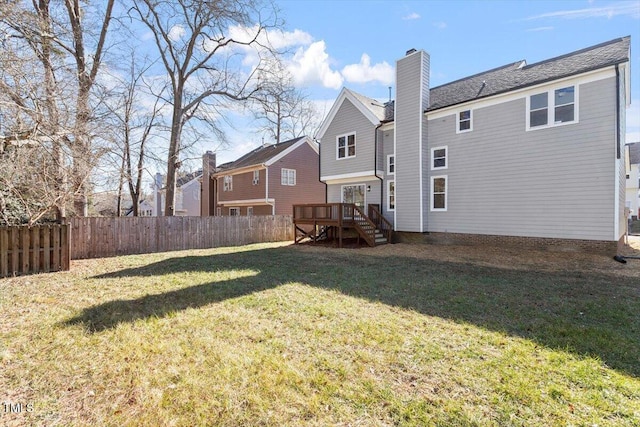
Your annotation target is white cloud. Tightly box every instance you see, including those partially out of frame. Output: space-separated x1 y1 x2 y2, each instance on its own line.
227 25 313 50
341 54 394 85
168 25 186 42
524 2 640 20
288 41 343 89
526 26 554 32
433 21 447 29
264 28 314 49
403 12 421 20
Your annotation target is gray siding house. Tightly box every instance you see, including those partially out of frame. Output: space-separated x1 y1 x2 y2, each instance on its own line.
316 37 631 253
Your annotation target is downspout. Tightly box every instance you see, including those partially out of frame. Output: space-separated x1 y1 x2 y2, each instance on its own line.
615 65 621 160
374 123 384 212
265 165 275 215
317 138 327 203
615 64 623 242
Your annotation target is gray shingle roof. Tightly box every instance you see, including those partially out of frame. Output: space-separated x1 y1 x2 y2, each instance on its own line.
427 36 630 111
629 143 640 165
215 136 306 173
176 170 202 187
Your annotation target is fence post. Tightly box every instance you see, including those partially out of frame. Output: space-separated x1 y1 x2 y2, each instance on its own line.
0 228 7 277
62 222 71 271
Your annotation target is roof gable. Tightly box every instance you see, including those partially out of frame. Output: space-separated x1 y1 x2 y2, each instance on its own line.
176 170 203 187
215 136 316 175
316 88 385 140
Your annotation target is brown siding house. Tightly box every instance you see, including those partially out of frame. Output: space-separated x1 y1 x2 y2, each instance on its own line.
202 136 325 216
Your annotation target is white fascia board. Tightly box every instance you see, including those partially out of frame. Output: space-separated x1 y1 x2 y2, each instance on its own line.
265 136 317 166
321 170 380 182
426 66 618 121
218 198 275 206
212 164 264 178
315 88 381 140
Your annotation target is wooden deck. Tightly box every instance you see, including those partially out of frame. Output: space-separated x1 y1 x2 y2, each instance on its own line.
293 203 392 248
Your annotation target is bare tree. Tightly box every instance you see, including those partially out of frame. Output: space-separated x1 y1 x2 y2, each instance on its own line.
131 0 281 216
102 53 165 217
0 0 73 224
252 62 318 143
62 0 115 216
0 0 117 220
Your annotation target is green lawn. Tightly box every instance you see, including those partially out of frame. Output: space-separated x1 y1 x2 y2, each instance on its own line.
1 242 639 426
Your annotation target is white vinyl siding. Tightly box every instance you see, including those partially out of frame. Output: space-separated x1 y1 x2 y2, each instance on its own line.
426 77 616 241
321 99 376 178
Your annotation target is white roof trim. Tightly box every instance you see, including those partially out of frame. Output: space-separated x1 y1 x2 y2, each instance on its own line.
218 198 275 206
315 88 381 140
265 136 318 166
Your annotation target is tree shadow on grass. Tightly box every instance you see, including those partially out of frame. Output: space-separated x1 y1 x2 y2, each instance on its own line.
63 245 640 378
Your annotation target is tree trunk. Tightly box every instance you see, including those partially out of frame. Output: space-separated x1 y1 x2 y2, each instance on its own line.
164 98 183 216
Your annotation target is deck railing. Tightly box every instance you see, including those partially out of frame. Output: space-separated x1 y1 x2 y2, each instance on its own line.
293 203 356 226
293 203 394 247
368 205 393 243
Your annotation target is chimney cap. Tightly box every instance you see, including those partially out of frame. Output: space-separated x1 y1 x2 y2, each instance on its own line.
406 48 417 56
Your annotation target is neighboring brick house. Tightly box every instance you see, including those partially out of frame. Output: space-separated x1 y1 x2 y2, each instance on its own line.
316 36 631 253
202 136 324 216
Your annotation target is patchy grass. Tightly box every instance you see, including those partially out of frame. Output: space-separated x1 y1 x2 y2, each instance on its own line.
1 242 639 426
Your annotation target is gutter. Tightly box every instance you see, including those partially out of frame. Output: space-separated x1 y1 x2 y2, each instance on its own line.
265 166 275 215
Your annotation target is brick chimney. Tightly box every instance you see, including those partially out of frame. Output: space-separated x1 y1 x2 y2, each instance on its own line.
201 151 217 216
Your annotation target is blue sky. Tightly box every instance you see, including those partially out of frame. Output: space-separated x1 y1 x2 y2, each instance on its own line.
193 0 640 166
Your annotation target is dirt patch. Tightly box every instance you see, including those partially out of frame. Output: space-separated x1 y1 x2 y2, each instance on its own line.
296 237 640 279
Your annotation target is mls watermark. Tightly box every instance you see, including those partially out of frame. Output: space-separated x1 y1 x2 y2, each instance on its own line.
2 401 34 414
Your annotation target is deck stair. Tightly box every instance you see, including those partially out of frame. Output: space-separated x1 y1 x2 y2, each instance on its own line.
293 203 393 248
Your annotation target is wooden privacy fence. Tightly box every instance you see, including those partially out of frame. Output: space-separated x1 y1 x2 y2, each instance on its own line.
70 215 294 260
0 224 71 277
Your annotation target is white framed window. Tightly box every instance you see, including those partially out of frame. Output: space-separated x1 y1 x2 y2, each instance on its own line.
247 207 253 216
431 176 447 211
527 85 577 130
223 175 233 191
252 170 259 185
337 132 356 159
457 109 472 133
281 168 296 186
387 154 395 175
229 207 240 216
431 146 447 170
387 180 395 211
